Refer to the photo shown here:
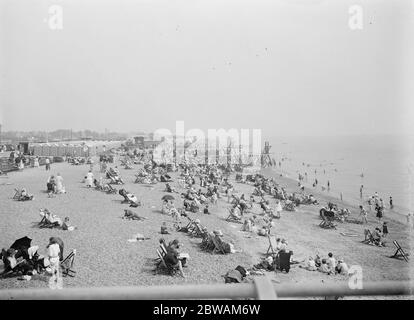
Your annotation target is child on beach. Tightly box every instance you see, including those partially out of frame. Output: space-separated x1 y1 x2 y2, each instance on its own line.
359 205 368 224
382 222 388 238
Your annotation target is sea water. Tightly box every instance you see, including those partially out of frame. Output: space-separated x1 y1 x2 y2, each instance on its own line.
267 135 413 216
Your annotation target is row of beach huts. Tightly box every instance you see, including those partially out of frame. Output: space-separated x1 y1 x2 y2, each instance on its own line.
28 140 124 157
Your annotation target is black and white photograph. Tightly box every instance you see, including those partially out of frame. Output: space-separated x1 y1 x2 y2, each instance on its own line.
0 0 413 304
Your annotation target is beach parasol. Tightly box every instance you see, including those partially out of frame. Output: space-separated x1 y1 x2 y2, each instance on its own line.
10 236 32 251
161 195 175 201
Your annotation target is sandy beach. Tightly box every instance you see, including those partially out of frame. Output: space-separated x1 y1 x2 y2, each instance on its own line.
0 158 412 299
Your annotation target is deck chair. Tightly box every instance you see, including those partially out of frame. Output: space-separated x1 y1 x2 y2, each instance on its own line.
211 236 227 254
160 243 168 256
38 216 60 229
106 184 117 194
225 209 243 224
266 235 277 256
390 240 409 262
176 219 194 233
189 223 206 238
362 229 374 244
13 188 23 200
61 250 76 277
200 233 214 251
155 249 184 277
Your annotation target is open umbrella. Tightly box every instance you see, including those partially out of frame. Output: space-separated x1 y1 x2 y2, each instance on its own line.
161 195 175 201
10 236 32 251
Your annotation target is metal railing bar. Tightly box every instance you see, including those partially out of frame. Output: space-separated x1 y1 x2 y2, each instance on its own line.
0 280 412 300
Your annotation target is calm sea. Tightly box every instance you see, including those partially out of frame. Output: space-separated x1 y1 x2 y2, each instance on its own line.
267 135 413 215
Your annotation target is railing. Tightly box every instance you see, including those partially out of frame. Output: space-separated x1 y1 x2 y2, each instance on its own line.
0 278 413 300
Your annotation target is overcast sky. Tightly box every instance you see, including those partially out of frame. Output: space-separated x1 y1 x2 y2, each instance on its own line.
0 0 413 137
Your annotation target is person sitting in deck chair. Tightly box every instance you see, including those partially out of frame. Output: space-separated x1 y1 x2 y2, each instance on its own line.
165 239 187 268
39 209 63 228
18 188 34 201
372 227 384 246
47 175 56 195
214 230 237 254
229 205 242 220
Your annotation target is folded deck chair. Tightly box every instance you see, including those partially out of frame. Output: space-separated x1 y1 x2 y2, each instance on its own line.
266 235 277 256
390 240 409 262
61 250 76 277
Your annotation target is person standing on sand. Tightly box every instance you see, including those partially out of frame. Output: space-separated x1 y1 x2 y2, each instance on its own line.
85 170 94 188
375 203 383 222
327 180 330 191
382 222 389 238
45 157 50 171
360 185 364 199
389 196 393 210
55 173 65 193
359 205 368 224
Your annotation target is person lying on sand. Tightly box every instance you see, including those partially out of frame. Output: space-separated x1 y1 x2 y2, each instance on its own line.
39 209 63 228
123 209 146 221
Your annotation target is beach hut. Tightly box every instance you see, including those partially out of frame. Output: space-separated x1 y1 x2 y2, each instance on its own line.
50 144 58 157
57 144 67 157
41 144 51 157
74 144 83 157
66 144 74 157
33 144 42 156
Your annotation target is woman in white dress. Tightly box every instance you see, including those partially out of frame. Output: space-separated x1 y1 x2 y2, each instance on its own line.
274 200 283 218
34 156 40 167
86 170 94 187
55 173 65 193
18 159 24 170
